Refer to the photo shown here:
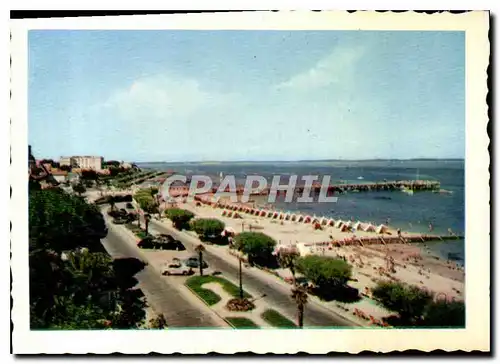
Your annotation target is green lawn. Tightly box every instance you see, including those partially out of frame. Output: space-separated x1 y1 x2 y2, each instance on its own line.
226 317 260 329
125 223 148 240
261 309 297 328
185 276 252 306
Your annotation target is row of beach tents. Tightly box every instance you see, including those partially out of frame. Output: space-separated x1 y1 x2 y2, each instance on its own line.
194 197 389 235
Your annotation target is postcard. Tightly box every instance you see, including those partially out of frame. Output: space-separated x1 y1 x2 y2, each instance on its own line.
10 11 490 354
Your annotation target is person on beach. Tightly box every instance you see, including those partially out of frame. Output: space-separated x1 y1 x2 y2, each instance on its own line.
386 217 391 226
397 228 401 237
428 223 434 232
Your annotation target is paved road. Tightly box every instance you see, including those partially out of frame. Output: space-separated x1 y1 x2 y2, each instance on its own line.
150 220 359 327
101 218 224 328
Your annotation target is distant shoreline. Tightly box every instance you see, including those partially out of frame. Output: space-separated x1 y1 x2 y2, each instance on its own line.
136 158 465 165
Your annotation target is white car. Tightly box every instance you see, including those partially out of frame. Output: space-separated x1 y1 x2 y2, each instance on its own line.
161 261 194 276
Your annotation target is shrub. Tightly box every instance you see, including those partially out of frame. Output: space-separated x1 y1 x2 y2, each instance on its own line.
296 255 352 289
190 218 225 239
423 299 465 327
372 281 433 323
234 232 277 267
164 208 195 230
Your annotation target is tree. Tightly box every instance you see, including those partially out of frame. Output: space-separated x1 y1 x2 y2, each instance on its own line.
234 232 277 267
423 299 465 327
164 208 195 230
109 196 116 211
295 255 352 289
190 218 225 240
72 182 86 196
278 250 299 284
195 244 206 276
149 313 168 329
29 189 146 329
291 286 308 328
372 281 433 324
144 213 151 235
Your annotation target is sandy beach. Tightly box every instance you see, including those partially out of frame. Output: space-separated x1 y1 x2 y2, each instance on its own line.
165 196 465 323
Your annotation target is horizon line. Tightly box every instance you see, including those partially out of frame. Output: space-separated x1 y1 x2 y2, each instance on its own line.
133 157 465 164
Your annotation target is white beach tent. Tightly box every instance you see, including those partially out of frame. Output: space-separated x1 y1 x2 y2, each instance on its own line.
320 217 329 225
376 224 388 234
335 220 344 228
327 219 336 226
364 223 376 232
353 222 364 231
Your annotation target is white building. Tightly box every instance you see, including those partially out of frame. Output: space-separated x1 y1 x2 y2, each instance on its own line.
60 156 103 171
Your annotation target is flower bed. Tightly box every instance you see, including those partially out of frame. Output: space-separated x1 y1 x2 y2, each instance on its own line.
261 309 297 328
226 298 255 312
185 276 252 306
226 317 260 329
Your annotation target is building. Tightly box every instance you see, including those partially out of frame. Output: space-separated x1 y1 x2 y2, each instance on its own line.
59 156 74 167
52 170 69 183
59 156 103 171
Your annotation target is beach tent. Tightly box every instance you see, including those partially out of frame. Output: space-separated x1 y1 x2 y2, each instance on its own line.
296 243 313 257
221 210 228 216
284 213 291 221
304 216 312 223
260 210 267 217
320 217 329 225
353 222 364 231
364 224 376 232
233 212 241 219
297 215 304 222
327 219 335 226
273 212 279 219
267 211 274 218
345 221 353 228
226 211 233 218
376 224 388 234
340 224 349 232
291 214 297 222
335 220 344 228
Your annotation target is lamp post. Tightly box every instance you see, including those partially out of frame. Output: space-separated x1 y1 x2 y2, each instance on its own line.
239 256 243 299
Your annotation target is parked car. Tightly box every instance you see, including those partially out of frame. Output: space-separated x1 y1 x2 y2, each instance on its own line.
112 217 128 225
160 240 186 251
184 256 208 269
137 236 185 251
161 261 194 276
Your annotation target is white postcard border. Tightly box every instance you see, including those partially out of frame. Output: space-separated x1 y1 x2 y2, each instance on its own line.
10 11 490 354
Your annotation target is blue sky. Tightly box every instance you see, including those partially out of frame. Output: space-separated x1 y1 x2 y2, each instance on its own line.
28 30 465 162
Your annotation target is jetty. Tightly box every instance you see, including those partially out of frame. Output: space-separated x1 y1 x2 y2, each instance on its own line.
192 196 463 248
166 180 441 198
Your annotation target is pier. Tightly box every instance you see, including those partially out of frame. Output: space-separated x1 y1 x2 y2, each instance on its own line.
166 179 441 198
217 179 441 195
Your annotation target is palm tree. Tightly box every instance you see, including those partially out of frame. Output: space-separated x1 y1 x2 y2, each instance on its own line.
109 197 116 211
144 213 151 235
195 244 206 276
278 251 299 285
291 286 308 328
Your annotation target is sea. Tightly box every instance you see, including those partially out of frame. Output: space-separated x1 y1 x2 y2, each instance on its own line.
137 160 465 266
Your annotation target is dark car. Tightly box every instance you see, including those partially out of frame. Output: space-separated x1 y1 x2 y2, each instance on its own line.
137 236 156 249
157 234 175 243
184 257 208 269
161 240 186 251
126 202 134 209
